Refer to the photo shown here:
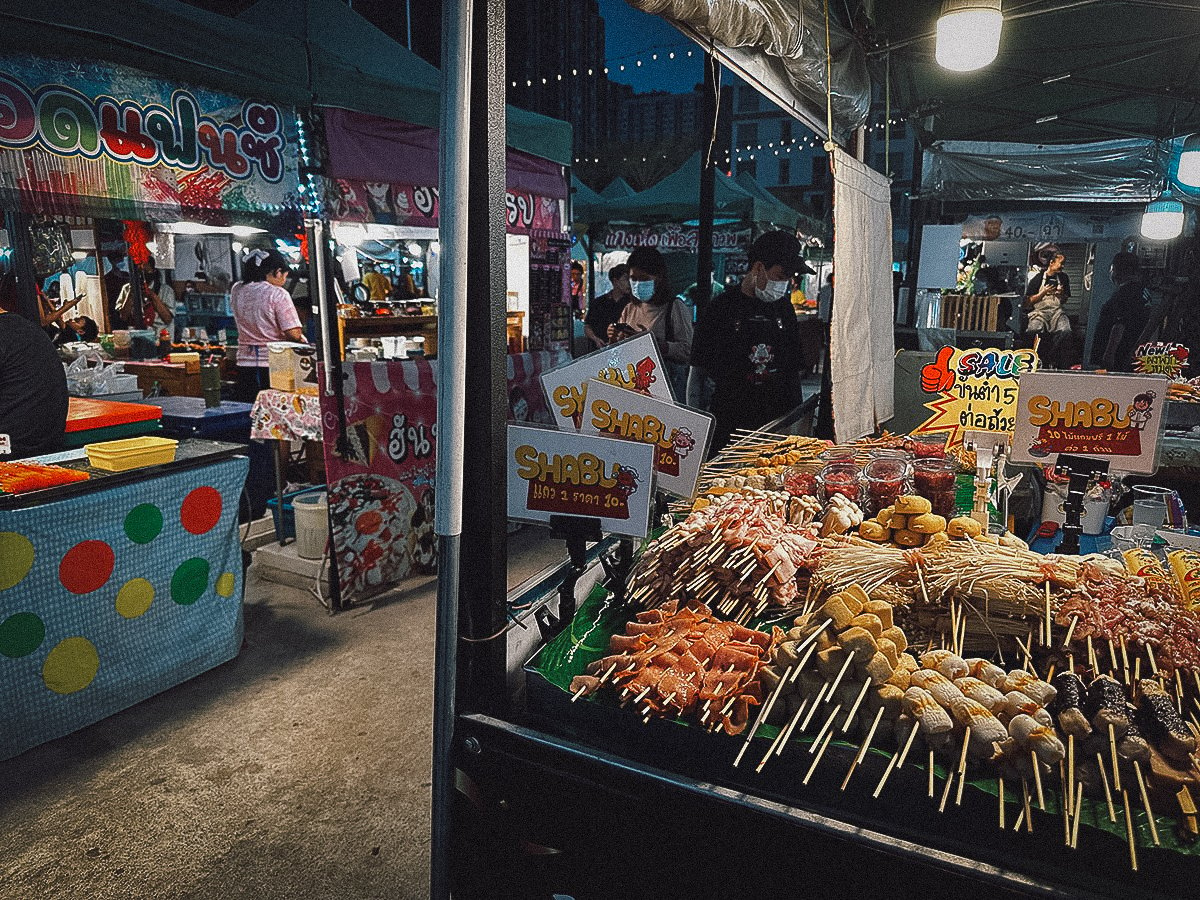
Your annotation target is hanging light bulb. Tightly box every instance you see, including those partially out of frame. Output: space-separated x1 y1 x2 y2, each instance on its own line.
1178 134 1200 188
1141 190 1186 241
936 0 1003 72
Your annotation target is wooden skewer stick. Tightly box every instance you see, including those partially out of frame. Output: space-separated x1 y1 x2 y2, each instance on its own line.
1122 788 1139 872
732 669 790 768
571 682 591 702
1070 782 1084 849
799 682 830 732
827 650 857 697
1121 636 1131 684
802 731 834 785
1133 759 1160 847
1176 669 1186 716
928 748 936 799
774 695 812 758
841 706 886 791
1021 778 1034 833
810 703 844 754
1087 634 1097 675
1044 581 1053 647
1109 722 1123 793
1062 615 1080 650
873 723 920 800
1097 752 1117 823
938 755 957 813
1031 750 1045 810
954 726 972 807
1067 733 1076 811
1145 642 1159 675
841 680 872 733
1014 807 1025 832
1060 762 1072 846
998 776 1006 830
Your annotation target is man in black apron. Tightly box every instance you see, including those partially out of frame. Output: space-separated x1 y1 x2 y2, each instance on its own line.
690 231 815 453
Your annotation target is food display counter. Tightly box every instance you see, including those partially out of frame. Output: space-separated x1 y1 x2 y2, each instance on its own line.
0 440 248 761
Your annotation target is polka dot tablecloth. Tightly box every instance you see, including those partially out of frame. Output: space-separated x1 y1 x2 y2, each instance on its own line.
0 456 249 761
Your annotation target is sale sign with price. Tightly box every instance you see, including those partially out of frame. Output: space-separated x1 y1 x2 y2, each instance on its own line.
540 332 673 431
507 425 655 537
1011 371 1168 474
577 378 713 498
912 346 1039 449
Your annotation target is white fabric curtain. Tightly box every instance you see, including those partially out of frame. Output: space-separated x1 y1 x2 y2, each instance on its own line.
830 149 895 443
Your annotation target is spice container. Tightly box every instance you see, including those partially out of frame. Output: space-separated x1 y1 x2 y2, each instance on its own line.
784 463 821 498
906 433 948 459
913 458 958 519
819 459 862 505
863 457 910 516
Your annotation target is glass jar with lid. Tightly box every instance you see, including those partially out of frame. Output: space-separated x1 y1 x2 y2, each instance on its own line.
863 456 911 516
912 458 958 519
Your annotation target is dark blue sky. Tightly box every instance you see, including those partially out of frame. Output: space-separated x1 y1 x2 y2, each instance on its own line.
597 0 703 94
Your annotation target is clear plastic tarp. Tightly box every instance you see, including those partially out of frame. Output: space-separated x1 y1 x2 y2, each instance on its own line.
921 139 1172 203
626 0 870 141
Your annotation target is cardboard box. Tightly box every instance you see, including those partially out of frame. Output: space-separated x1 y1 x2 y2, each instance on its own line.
268 342 319 395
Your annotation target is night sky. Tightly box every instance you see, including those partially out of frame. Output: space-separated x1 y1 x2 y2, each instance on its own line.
596 0 702 94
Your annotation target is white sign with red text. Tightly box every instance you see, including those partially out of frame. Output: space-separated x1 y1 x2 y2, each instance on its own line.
540 332 673 431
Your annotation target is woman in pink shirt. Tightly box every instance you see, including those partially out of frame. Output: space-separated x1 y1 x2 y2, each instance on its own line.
231 248 305 401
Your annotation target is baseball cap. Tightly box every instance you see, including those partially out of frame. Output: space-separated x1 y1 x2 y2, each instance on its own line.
748 230 816 277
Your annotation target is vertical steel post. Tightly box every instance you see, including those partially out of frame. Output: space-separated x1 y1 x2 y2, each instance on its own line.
695 52 718 312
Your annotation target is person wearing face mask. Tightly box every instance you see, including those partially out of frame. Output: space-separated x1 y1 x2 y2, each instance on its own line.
689 230 814 452
584 262 632 350
608 246 693 397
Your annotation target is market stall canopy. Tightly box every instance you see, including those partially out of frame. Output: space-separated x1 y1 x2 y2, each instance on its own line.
582 152 800 228
626 0 870 141
871 0 1200 144
571 175 606 225
238 0 572 165
600 177 637 199
733 171 826 242
921 138 1172 203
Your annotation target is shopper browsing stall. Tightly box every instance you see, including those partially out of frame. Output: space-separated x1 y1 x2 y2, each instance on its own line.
0 310 68 458
1089 251 1150 372
690 231 813 452
608 247 693 397
584 262 631 350
230 249 304 401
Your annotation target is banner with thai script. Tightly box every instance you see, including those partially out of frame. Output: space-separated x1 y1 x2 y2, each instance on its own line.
328 179 564 235
1134 341 1190 380
320 360 438 602
913 346 1039 449
0 55 300 220
540 333 674 431
577 378 713 498
1011 371 1168 474
960 210 1145 243
507 425 655 537
597 223 752 253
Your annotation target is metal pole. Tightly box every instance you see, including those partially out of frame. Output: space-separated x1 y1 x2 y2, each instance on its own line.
695 52 718 312
431 0 472 894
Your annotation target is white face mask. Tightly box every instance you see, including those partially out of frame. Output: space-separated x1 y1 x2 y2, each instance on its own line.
630 278 656 302
755 278 790 302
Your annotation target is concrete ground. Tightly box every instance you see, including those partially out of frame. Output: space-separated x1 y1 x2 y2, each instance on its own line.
0 525 565 900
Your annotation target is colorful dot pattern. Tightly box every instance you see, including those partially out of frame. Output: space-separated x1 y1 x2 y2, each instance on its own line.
0 457 249 761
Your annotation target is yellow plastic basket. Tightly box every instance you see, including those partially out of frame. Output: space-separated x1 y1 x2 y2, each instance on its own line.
85 436 178 472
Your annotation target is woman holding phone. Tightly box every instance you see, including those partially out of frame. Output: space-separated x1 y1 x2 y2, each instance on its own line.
607 246 692 397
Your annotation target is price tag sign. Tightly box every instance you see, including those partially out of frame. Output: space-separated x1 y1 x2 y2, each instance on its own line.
540 332 673 431
1134 341 1190 380
1011 372 1169 474
578 378 714 499
506 425 656 537
913 346 1039 449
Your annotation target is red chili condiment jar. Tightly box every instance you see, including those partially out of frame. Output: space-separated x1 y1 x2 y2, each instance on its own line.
818 460 862 505
913 458 958 519
863 457 911 516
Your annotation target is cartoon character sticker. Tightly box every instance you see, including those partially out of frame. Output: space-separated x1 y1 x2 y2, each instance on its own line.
1127 390 1157 431
613 465 640 497
669 427 696 460
748 343 775 382
633 357 658 393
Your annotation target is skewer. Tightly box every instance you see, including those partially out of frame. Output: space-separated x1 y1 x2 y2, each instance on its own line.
787 643 816 683
1044 581 1052 647
938 752 956 813
1122 789 1139 872
1108 723 1122 793
1070 783 1084 849
774 695 812 758
1031 751 1045 810
597 662 619 685
732 670 790 768
1087 635 1097 674
928 748 936 798
1014 806 1024 832
1145 642 1158 675
1176 670 1186 716
1067 733 1076 810
1097 752 1117 823
958 615 968 659
1121 636 1131 684
1135 656 1142 682
1021 779 1034 833
1059 762 1071 846
1045 663 1056 683
873 722 920 799
954 726 972 807
810 703 844 754
802 730 834 785
841 680 872 732
798 682 830 731
841 706 885 791
1133 759 1160 846
1062 615 1079 650
998 776 1006 830
827 650 857 697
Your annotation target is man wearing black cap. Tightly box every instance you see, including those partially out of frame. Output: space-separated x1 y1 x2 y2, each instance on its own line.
690 230 815 452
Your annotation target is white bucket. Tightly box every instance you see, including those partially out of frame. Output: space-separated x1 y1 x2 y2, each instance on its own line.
1041 484 1109 535
293 492 329 560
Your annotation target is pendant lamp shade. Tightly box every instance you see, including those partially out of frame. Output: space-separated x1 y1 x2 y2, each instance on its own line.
1140 193 1185 242
1178 134 1200 189
936 0 1003 72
